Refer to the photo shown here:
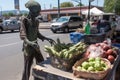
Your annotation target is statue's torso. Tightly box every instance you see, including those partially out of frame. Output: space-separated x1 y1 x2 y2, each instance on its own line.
26 19 38 41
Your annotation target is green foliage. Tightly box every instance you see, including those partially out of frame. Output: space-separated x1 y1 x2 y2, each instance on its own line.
104 0 120 14
60 2 74 8
115 0 120 15
76 3 83 7
104 0 114 12
8 12 14 16
2 13 9 17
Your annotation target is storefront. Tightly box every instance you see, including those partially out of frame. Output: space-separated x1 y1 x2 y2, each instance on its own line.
40 6 103 21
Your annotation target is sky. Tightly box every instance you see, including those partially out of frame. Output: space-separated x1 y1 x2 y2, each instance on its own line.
0 0 104 11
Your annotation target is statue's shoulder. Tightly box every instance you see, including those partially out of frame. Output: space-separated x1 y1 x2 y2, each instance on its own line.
20 16 29 22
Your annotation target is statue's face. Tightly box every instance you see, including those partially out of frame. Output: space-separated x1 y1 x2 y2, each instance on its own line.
29 6 40 17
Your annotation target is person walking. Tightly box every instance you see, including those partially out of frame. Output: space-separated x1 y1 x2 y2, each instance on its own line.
19 0 55 80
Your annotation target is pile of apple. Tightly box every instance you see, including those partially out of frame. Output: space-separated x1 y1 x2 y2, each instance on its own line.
76 57 108 72
84 40 119 63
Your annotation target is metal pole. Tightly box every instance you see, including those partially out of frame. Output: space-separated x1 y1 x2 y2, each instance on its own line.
58 0 60 18
88 0 91 21
71 0 82 16
0 6 2 17
97 0 98 6
79 0 81 15
113 0 116 13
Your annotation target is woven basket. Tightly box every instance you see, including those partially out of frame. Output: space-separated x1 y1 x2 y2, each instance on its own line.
72 58 111 80
50 53 83 71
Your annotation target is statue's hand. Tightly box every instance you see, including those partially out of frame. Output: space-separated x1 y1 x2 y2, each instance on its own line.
31 42 39 49
46 38 56 46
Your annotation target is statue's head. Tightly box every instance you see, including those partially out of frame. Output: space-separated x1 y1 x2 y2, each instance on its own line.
25 0 41 17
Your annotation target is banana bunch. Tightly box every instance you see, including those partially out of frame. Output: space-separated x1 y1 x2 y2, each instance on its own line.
59 42 87 59
44 39 87 60
53 38 73 52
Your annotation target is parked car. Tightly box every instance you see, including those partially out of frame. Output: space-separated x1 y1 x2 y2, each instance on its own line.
51 18 58 23
0 19 20 33
50 16 83 33
37 15 48 22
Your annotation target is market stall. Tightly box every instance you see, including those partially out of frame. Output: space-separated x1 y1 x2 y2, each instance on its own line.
32 39 120 80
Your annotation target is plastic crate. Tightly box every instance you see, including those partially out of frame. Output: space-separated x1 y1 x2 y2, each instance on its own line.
112 44 120 49
70 32 84 44
84 33 106 44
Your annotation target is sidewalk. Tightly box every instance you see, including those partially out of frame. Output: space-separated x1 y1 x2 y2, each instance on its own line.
39 22 51 29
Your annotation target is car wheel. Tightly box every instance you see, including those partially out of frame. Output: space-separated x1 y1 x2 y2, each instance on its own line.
11 30 14 32
51 30 56 33
0 28 2 33
64 27 69 33
53 31 56 33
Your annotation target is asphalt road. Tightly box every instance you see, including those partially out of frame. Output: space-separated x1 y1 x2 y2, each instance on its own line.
0 29 71 80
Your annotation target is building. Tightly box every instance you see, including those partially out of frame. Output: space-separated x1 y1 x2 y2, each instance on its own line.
40 6 103 21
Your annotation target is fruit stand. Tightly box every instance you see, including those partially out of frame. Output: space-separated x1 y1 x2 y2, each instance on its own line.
32 54 120 80
32 39 120 80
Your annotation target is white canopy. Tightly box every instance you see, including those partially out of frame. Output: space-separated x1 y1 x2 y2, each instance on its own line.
82 7 104 15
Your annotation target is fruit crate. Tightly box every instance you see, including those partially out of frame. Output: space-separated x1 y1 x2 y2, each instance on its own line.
69 32 84 44
49 53 83 71
84 33 106 44
72 58 111 80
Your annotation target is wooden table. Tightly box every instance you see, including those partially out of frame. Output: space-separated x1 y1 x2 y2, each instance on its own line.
32 59 86 80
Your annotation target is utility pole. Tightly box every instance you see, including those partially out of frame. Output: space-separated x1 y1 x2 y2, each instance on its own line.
58 0 60 18
97 0 98 6
88 0 91 21
0 6 2 17
113 0 116 13
88 0 94 21
72 0 82 16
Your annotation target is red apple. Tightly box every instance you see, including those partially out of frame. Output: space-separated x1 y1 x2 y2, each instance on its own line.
103 45 110 51
106 49 113 55
108 55 115 63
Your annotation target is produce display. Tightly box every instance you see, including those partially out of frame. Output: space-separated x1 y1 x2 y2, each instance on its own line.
76 57 108 72
43 37 119 79
73 57 111 80
44 38 87 59
84 40 119 63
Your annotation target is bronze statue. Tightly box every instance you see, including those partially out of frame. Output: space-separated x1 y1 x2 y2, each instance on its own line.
20 0 55 80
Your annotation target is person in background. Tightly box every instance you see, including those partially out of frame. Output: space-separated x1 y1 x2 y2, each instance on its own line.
20 1 55 80
110 17 117 39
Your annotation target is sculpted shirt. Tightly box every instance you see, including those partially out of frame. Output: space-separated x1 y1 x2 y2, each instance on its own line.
20 17 45 42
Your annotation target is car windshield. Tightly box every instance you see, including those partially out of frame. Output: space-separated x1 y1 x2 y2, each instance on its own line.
56 17 70 22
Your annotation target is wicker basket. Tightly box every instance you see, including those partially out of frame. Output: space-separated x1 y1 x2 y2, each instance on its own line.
72 58 111 80
50 53 83 71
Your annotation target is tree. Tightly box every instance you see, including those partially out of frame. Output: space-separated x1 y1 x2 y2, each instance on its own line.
60 2 74 8
76 2 84 7
104 0 114 13
104 0 120 15
115 0 120 15
8 12 14 16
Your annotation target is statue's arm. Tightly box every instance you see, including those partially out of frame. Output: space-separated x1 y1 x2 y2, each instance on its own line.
20 18 37 46
37 29 47 41
36 21 47 41
37 21 55 45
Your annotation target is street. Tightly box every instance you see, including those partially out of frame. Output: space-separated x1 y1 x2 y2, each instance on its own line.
0 29 71 80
